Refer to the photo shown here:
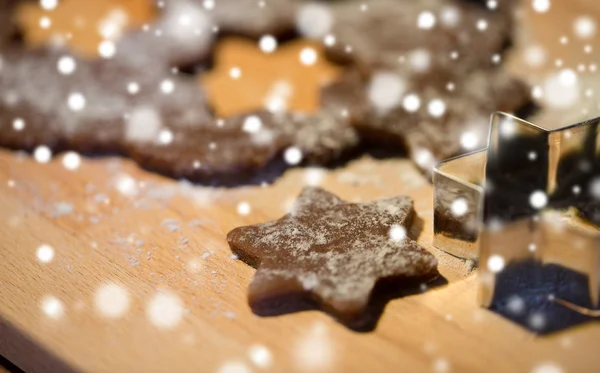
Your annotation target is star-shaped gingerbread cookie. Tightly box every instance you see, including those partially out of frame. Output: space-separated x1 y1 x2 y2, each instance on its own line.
201 37 341 117
227 187 439 329
15 0 214 68
16 0 156 57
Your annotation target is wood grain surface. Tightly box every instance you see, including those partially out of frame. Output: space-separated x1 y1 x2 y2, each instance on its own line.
1 151 599 373
2 1 600 372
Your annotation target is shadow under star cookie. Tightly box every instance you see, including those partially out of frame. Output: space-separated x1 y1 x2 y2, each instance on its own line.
227 187 439 330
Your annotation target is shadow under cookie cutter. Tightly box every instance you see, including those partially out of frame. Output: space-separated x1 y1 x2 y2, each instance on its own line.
433 112 600 326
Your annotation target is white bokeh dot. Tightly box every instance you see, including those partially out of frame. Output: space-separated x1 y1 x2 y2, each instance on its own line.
414 148 434 168
98 9 128 39
542 69 579 109
433 358 451 373
243 115 263 133
402 94 421 112
531 362 564 373
428 99 447 117
115 174 138 197
532 0 550 13
530 190 548 209
40 16 51 29
127 82 140 95
487 254 505 273
68 92 86 111
528 151 538 161
524 45 547 67
389 225 407 241
559 69 577 85
98 40 116 58
440 6 460 28
95 283 130 319
368 72 406 112
324 34 336 46
460 131 479 150
57 56 76 75
408 49 432 72
12 118 25 131
559 35 569 45
451 198 468 217
259 35 277 53
36 244 55 263
158 129 174 145
41 0 58 10
237 202 251 216
41 296 64 319
299 47 318 66
507 295 526 315
417 11 436 29
34 145 52 163
62 151 81 170
296 3 333 38
146 291 184 329
304 168 325 186
574 16 596 39
284 147 303 165
230 67 242 79
530 313 546 330
160 79 175 94
126 107 162 143
248 344 272 368
476 19 488 31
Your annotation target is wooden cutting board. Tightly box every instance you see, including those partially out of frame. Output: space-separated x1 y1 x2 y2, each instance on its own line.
2 1 600 372
2 151 599 373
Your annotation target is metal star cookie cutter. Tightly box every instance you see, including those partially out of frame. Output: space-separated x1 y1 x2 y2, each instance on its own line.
433 112 600 319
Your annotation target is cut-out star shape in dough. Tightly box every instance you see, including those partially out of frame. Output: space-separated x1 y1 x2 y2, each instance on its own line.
202 37 342 117
227 187 439 329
